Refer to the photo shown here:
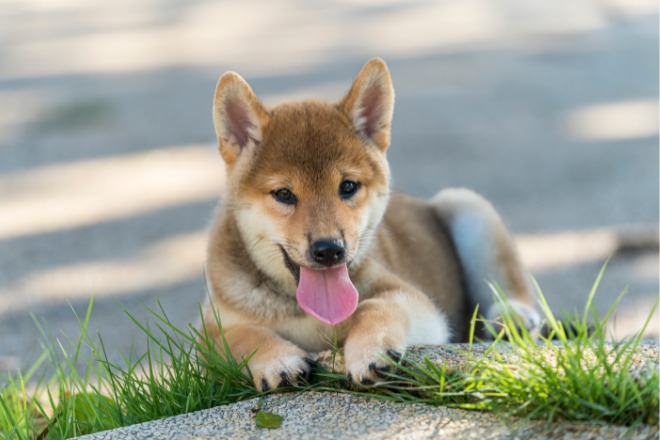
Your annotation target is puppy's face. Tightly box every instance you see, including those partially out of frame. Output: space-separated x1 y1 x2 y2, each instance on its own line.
213 59 395 311
235 102 390 285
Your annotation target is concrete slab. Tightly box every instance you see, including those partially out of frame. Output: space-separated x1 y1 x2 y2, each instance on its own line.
79 391 658 440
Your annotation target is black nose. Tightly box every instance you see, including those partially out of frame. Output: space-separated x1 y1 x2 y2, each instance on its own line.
311 240 346 266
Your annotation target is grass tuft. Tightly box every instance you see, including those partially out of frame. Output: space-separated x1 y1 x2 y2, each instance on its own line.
468 265 659 426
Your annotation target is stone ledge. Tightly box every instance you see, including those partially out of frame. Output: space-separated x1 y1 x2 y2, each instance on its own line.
80 342 658 439
81 391 658 440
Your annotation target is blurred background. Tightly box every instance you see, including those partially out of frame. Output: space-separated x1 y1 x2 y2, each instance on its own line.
0 0 658 372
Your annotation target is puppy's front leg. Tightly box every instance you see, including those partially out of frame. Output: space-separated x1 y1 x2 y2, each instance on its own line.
220 325 315 391
344 288 451 385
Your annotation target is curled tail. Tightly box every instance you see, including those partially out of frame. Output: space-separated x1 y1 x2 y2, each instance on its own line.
430 188 541 337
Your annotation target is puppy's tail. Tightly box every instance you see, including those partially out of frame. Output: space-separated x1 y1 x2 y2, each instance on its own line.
430 188 540 334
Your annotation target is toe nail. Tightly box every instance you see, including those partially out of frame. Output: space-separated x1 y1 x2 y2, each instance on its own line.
304 357 318 370
261 378 270 392
278 371 291 388
375 365 390 378
386 349 402 362
301 368 312 383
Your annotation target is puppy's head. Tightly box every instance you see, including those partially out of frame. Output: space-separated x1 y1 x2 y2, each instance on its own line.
212 58 394 325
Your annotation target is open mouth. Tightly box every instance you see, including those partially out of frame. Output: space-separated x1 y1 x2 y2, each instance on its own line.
280 246 301 284
279 246 358 326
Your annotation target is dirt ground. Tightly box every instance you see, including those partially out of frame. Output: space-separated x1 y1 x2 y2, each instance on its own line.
0 0 658 372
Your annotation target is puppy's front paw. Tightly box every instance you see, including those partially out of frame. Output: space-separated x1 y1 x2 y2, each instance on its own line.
486 300 542 339
344 333 404 387
248 343 316 392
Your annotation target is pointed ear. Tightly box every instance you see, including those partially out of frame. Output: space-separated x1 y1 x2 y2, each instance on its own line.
212 72 269 166
340 58 395 151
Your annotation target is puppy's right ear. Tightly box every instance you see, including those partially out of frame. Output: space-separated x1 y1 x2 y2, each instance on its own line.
212 72 269 167
340 58 394 152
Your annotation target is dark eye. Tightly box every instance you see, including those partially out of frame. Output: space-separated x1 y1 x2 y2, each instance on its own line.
339 180 360 199
272 188 296 205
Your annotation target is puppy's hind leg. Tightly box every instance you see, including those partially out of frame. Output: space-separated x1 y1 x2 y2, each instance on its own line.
431 188 541 338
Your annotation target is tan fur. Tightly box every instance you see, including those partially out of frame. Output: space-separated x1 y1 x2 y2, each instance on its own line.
202 58 539 390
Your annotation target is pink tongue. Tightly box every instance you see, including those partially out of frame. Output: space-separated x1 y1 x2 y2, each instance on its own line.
296 264 358 325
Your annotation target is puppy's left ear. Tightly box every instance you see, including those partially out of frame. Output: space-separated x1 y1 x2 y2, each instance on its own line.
340 58 395 151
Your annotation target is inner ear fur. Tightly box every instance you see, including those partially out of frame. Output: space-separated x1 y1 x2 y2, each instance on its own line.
212 72 270 166
340 58 395 151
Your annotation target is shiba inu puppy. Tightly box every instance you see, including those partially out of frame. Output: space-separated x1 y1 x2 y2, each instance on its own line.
202 58 540 391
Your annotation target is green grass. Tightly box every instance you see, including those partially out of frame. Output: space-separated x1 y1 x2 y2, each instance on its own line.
465 269 659 426
1 267 658 439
